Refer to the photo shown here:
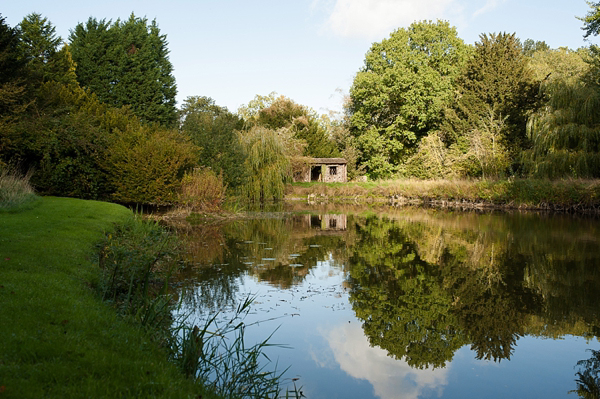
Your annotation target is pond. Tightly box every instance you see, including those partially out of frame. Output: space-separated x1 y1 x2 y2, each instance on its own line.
174 205 600 399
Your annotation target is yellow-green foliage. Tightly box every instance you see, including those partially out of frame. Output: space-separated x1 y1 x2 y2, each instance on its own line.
525 82 600 178
238 126 291 202
104 125 198 204
178 167 226 212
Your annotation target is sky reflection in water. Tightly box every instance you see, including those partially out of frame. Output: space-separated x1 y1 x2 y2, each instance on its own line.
177 208 600 399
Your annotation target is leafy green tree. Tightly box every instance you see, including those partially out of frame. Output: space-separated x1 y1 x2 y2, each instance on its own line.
16 13 77 88
528 47 590 84
580 1 600 39
256 96 339 158
70 14 177 126
523 81 600 178
179 96 246 188
348 20 470 178
237 92 278 124
522 38 549 57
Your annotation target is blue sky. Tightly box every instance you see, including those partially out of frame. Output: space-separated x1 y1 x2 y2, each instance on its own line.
3 1 597 115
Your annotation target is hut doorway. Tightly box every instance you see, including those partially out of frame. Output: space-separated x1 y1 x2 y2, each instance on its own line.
310 166 322 182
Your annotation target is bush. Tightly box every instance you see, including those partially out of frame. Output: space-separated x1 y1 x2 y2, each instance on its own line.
104 125 199 205
97 215 181 331
178 167 226 212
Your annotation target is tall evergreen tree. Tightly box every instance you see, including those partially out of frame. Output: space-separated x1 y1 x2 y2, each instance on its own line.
443 33 539 161
0 14 27 167
70 14 177 126
16 13 78 88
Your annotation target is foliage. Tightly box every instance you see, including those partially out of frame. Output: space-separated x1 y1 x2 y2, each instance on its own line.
237 91 278 123
0 15 28 166
522 38 549 57
528 47 590 84
324 114 364 180
178 167 226 212
0 165 37 212
172 297 302 398
524 75 600 178
442 32 539 168
179 96 247 188
97 215 181 327
572 349 600 399
70 14 177 126
104 123 198 204
580 1 600 39
253 95 339 158
348 20 470 178
238 126 291 202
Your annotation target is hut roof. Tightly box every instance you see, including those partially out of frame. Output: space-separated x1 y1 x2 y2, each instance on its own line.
309 158 347 164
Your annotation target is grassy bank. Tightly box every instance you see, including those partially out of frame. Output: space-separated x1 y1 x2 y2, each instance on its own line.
286 178 600 212
0 197 207 398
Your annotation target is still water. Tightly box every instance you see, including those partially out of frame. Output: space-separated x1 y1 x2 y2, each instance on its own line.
175 205 600 398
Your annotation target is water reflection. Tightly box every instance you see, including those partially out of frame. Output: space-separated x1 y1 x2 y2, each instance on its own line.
323 321 450 399
174 207 600 397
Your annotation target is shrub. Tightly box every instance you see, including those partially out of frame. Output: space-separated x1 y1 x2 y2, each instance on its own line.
104 125 199 205
178 167 226 212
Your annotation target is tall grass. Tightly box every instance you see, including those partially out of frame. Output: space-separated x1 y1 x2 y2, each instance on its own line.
0 166 38 212
172 297 304 398
97 216 303 398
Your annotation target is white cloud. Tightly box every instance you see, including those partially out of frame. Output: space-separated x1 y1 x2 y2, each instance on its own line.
322 322 450 399
473 0 506 18
324 0 461 39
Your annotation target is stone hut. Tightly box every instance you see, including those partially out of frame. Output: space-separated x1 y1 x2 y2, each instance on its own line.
295 158 347 183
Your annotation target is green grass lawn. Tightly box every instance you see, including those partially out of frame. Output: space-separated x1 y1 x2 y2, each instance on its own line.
0 197 207 398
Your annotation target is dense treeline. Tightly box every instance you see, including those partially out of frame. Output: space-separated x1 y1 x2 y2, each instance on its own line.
348 10 600 179
1 3 599 205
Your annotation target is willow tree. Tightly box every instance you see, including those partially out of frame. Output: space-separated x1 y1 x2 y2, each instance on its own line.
524 81 600 178
238 126 291 202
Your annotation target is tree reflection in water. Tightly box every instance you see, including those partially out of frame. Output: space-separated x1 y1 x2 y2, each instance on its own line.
573 349 600 399
173 208 600 374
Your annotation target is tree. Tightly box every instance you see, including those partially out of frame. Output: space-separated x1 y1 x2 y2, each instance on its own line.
522 38 549 57
238 126 291 202
580 1 600 39
523 81 600 178
179 96 246 188
0 14 27 167
437 32 539 177
348 20 470 178
528 47 590 84
70 14 177 126
256 96 339 158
